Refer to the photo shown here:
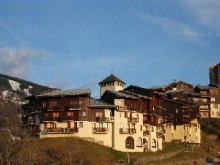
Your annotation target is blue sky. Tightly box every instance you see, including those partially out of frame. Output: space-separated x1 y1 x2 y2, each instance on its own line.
0 0 219 97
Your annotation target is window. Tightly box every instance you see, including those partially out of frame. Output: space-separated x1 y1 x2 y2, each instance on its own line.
176 109 179 114
136 137 142 147
125 136 134 149
193 98 198 103
214 104 218 109
140 125 142 131
124 112 128 118
67 112 73 116
103 123 108 128
42 102 47 108
202 112 208 117
202 99 207 102
152 139 157 148
120 123 124 128
44 123 47 129
151 127 154 132
200 105 208 109
82 111 86 117
49 101 57 108
52 112 59 118
67 122 71 128
211 97 215 102
50 123 56 128
70 100 78 106
96 112 102 117
45 113 49 117
79 122 83 128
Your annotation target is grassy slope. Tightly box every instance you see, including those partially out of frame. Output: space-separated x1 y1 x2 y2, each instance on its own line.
3 128 219 165
9 137 126 165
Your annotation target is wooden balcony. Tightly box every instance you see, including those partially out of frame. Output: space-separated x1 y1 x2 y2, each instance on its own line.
119 128 136 134
128 117 139 123
96 117 114 122
41 117 62 122
93 127 108 134
42 106 64 111
157 132 164 138
42 127 78 134
199 108 210 111
67 105 83 110
157 128 165 134
143 130 150 136
62 116 75 121
143 120 157 126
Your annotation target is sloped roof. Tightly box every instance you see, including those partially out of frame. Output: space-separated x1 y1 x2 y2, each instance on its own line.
99 74 125 84
36 89 91 97
90 98 113 106
148 86 166 90
166 81 194 88
102 90 150 100
124 85 152 96
165 89 184 94
195 85 212 90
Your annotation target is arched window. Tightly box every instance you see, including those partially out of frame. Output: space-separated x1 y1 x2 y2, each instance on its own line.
136 137 142 147
125 136 134 149
152 139 156 148
143 138 148 152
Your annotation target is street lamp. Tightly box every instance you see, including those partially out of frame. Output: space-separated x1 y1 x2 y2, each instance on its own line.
126 143 130 164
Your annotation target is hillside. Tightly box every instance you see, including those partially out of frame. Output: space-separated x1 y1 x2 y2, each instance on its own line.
0 73 51 135
0 73 51 103
0 134 219 165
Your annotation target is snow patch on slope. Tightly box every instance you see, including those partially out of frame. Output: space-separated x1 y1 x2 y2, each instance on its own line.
8 80 20 91
2 90 9 98
24 86 33 96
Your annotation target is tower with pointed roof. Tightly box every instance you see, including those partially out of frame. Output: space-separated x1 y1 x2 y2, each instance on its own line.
99 74 125 97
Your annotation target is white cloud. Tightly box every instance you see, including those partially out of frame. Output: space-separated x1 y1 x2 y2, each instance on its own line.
0 47 48 78
138 14 202 42
182 0 220 35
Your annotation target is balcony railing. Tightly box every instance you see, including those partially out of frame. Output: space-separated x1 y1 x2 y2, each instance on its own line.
62 116 75 121
68 105 83 110
42 127 78 134
119 128 136 134
41 106 64 111
143 120 157 126
118 106 143 111
157 128 165 134
41 117 62 122
128 117 139 123
157 132 164 138
143 130 150 136
96 117 114 122
93 127 108 134
41 104 84 111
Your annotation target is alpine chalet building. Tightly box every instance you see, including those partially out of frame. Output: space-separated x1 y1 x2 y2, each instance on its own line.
22 74 201 152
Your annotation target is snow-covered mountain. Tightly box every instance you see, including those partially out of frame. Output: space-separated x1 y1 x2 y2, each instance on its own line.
0 73 52 133
0 73 51 104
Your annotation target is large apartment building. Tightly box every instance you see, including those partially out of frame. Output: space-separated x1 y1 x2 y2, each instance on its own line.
22 74 164 152
125 84 201 144
22 74 201 152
